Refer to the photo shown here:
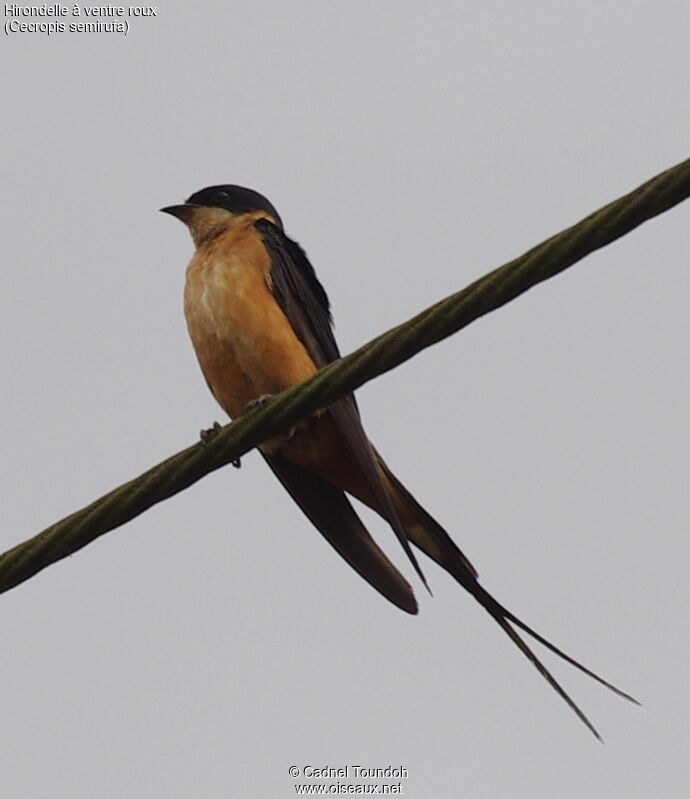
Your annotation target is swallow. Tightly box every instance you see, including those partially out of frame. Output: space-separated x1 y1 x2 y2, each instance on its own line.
161 184 637 738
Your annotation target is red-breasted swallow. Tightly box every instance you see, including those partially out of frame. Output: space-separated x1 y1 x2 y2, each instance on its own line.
162 184 637 738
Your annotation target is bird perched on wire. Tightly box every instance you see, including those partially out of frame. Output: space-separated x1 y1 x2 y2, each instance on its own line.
162 184 637 738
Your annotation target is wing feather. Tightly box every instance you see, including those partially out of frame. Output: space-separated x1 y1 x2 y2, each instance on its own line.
262 452 418 614
255 219 429 590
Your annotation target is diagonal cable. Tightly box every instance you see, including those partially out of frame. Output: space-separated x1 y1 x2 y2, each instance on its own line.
1 156 688 595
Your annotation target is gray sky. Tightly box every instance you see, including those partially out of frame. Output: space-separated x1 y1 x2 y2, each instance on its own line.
2 2 689 796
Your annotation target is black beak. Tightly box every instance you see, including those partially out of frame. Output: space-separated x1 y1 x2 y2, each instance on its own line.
159 203 198 221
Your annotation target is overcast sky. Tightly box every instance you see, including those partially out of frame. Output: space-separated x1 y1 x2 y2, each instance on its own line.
2 2 689 797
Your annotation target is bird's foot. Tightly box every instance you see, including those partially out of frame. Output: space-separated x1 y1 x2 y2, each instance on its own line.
199 421 222 448
245 393 299 442
244 394 274 413
199 421 242 467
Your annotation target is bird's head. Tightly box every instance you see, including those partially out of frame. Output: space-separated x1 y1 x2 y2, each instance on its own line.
161 184 282 247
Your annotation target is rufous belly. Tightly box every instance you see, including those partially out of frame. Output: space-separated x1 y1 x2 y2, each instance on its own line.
183 224 317 420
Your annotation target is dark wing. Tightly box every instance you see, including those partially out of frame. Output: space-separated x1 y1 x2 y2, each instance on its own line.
263 452 417 614
254 218 429 592
254 219 339 366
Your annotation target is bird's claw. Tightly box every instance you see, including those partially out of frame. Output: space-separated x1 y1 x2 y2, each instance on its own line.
243 394 306 441
245 393 299 444
200 421 242 466
244 394 274 413
199 421 222 448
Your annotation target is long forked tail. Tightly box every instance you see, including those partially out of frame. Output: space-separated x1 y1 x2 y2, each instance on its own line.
468 580 639 741
378 460 639 740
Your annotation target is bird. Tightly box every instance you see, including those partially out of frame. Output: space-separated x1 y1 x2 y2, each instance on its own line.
161 184 637 738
